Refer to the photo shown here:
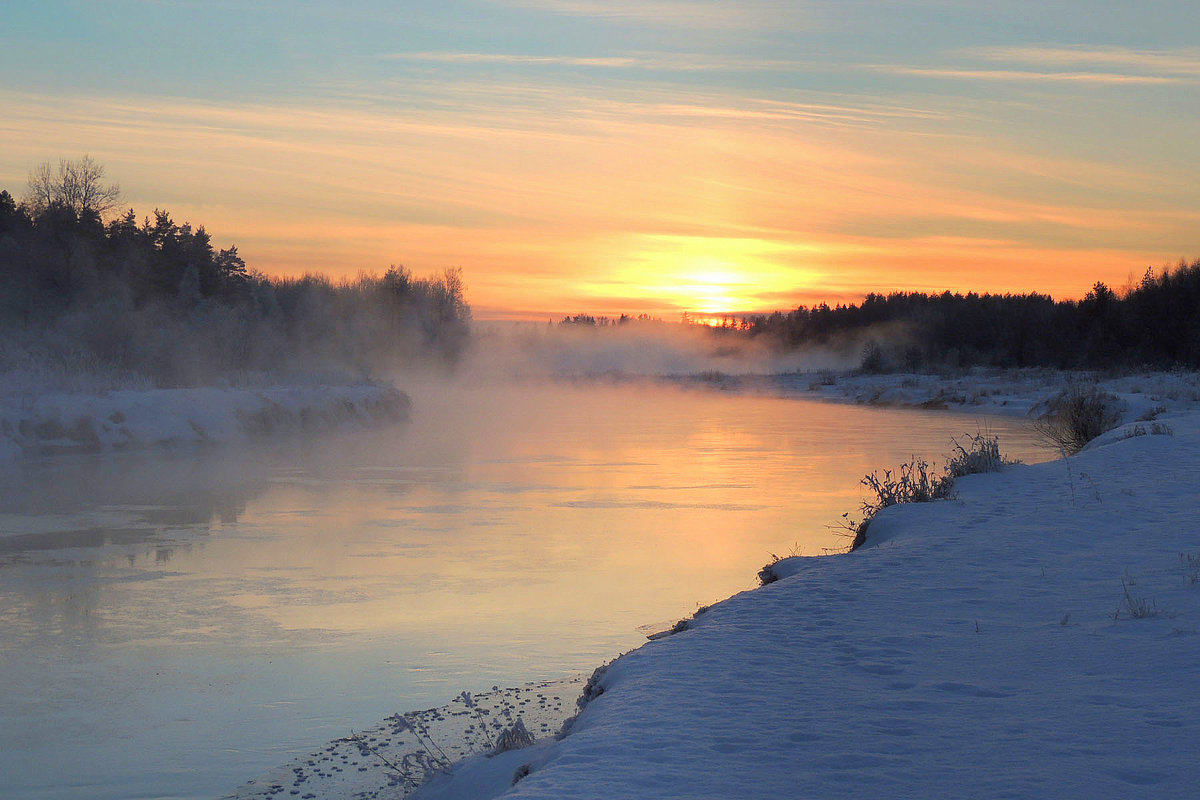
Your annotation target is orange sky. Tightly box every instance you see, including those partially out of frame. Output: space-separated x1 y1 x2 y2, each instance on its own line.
2 3 1197 319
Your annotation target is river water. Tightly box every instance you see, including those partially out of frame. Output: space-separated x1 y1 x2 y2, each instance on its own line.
0 381 1049 799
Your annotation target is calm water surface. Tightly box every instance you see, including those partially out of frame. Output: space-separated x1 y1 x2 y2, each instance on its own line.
0 381 1049 799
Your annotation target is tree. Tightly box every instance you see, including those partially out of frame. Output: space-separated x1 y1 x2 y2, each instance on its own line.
25 155 122 218
0 190 30 235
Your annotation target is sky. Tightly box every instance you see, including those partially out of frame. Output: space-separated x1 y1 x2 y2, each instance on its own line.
2 1 1198 320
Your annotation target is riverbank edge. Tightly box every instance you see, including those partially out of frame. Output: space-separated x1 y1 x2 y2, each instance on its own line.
0 383 411 464
665 366 1200 421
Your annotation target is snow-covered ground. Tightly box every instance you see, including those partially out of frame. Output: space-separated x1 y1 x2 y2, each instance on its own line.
673 367 1200 422
0 384 410 463
225 370 1200 800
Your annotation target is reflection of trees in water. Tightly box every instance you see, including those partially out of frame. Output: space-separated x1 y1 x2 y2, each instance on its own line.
0 449 278 650
0 448 269 564
0 575 106 647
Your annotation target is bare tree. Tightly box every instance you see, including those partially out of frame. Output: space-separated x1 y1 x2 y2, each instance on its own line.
25 155 122 217
25 162 56 214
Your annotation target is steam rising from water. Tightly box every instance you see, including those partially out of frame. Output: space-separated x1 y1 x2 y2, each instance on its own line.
453 320 857 382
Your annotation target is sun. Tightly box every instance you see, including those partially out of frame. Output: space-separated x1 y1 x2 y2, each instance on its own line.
675 263 746 315
578 233 819 318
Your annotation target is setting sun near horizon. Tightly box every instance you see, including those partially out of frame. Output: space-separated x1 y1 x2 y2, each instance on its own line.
2 1 1197 320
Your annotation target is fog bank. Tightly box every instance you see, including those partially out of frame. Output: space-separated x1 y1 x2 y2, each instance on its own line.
456 320 858 383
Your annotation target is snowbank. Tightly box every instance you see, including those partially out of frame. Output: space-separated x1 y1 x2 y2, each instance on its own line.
403 410 1200 799
673 367 1200 422
0 384 410 463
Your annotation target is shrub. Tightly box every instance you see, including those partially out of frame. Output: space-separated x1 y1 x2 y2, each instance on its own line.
758 561 782 586
1030 385 1124 454
848 434 1011 551
1111 421 1173 442
758 542 804 585
1137 405 1167 421
859 340 885 374
576 663 610 711
492 719 535 754
945 432 1013 478
1113 574 1163 620
845 457 953 550
861 457 955 515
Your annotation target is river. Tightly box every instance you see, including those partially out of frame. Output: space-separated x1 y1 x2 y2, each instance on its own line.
0 380 1050 799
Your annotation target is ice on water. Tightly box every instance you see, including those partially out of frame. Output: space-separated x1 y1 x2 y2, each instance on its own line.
223 678 582 800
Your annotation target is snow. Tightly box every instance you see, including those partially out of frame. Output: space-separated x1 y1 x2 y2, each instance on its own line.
227 369 1200 799
676 367 1200 423
0 384 410 463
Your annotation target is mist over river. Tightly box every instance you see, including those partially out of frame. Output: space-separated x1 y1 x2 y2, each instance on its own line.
0 381 1049 800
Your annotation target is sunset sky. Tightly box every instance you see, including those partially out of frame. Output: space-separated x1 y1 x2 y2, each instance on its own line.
2 1 1198 319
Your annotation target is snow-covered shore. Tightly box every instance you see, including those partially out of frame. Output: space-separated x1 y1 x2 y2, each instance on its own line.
225 370 1200 800
0 383 411 463
674 366 1200 421
410 402 1200 799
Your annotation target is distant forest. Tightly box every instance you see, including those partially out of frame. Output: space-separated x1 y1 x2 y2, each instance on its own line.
738 269 1200 371
559 263 1200 373
0 159 471 390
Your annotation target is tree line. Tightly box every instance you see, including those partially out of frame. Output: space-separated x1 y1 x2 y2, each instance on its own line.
0 159 471 389
739 269 1200 372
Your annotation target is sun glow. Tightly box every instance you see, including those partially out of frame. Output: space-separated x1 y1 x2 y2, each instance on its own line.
672 263 745 313
583 234 821 317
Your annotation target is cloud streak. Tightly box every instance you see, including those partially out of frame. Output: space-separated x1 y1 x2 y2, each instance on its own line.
485 0 817 29
384 52 642 68
381 51 823 73
874 44 1200 87
872 66 1187 85
969 45 1200 77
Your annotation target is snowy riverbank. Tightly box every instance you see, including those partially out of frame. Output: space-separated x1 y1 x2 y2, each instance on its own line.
0 383 410 463
673 366 1200 421
410 405 1200 799
226 371 1200 800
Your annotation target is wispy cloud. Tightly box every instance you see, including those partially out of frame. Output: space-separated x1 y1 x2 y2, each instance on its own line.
381 50 819 73
969 45 1200 77
872 66 1185 85
485 0 815 29
384 52 642 68
875 44 1200 86
332 74 948 133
